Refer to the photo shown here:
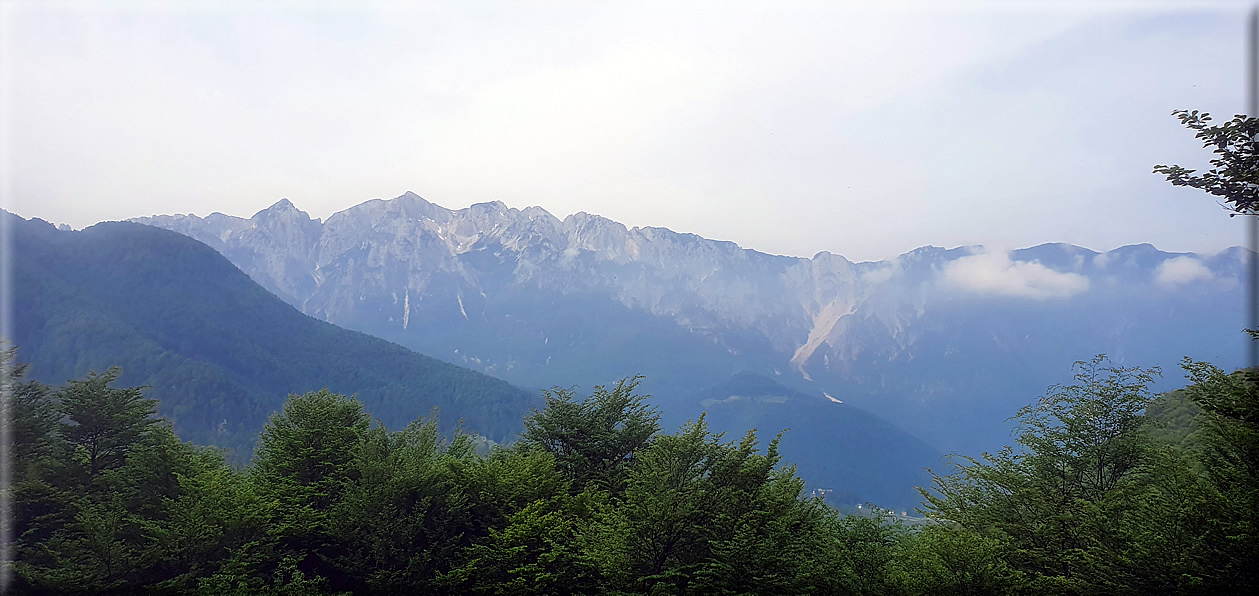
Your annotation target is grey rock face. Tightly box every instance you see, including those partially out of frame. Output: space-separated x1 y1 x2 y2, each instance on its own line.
133 192 882 364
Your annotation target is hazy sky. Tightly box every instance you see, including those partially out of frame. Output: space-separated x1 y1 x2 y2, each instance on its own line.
2 1 1252 262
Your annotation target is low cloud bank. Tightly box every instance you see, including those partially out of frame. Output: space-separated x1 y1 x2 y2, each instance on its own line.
941 250 1089 299
860 264 900 284
1155 256 1214 287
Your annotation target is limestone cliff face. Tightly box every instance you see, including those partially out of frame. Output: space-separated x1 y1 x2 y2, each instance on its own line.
133 192 902 370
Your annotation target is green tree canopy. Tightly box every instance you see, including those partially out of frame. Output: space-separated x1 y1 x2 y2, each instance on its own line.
1180 360 1259 587
252 388 370 495
2 346 58 469
519 376 660 495
56 367 159 477
921 356 1162 592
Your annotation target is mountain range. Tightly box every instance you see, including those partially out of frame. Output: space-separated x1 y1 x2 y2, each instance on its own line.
9 210 943 507
132 193 1253 457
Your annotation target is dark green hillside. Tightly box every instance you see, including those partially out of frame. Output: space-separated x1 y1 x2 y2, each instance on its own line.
691 373 942 509
8 213 538 457
1145 387 1208 454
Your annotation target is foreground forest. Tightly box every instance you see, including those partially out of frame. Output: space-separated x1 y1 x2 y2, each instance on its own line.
4 347 1257 595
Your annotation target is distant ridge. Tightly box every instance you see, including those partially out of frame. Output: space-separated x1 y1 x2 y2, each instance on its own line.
693 372 942 508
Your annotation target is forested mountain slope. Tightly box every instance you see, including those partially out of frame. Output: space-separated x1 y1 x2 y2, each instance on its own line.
8 212 539 457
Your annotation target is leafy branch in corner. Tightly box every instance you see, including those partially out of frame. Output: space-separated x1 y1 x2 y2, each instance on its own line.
1153 109 1259 217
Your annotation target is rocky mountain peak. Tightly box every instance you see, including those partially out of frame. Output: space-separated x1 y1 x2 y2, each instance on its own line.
266 198 297 211
521 205 556 221
469 200 508 213
561 212 630 257
252 198 317 227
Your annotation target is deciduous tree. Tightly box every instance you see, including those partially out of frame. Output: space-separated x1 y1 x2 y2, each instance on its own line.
920 356 1161 591
519 377 659 495
56 367 158 477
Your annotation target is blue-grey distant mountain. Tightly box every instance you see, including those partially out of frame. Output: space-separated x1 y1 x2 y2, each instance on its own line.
7 211 539 459
132 193 1253 457
691 373 941 508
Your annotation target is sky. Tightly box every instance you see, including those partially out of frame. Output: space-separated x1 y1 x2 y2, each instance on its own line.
1 0 1253 262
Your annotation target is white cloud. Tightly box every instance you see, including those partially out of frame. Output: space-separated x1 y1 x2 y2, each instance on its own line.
1155 256 1214 287
941 250 1089 299
860 264 900 284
